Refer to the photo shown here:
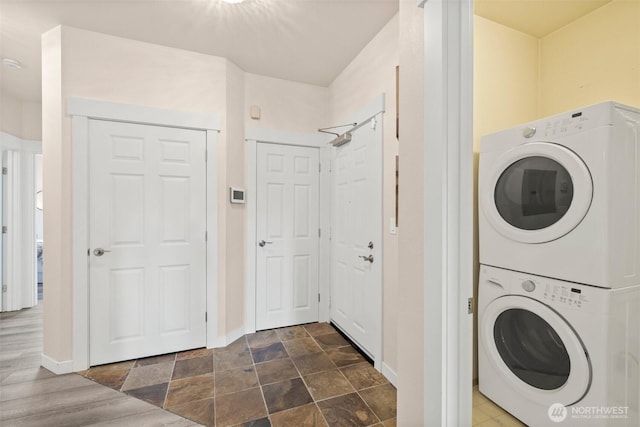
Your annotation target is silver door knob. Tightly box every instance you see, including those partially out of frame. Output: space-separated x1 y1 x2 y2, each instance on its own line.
359 254 374 263
258 240 273 247
93 248 111 256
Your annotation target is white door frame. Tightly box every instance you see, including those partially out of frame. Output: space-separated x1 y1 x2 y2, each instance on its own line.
419 0 474 425
0 132 41 312
68 98 220 371
245 127 331 334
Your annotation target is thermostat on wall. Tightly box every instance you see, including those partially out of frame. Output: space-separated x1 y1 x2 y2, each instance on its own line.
230 187 245 204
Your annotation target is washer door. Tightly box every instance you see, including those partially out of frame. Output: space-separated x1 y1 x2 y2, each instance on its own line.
480 295 591 406
481 142 592 243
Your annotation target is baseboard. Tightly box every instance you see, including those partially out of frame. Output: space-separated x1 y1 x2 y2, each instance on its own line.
209 326 246 349
381 361 398 387
225 326 245 346
41 353 74 375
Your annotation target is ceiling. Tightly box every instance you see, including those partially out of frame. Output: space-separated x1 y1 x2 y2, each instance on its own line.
0 0 614 105
474 0 612 38
0 0 399 103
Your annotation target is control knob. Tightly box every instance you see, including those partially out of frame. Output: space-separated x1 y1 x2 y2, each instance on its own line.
522 280 536 292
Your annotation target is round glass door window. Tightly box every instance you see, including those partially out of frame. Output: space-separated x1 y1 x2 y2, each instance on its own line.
493 308 570 390
495 156 574 230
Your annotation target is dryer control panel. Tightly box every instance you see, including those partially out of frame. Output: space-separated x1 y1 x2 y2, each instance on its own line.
542 112 590 137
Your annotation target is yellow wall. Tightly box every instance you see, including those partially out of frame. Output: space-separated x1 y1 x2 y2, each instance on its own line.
472 15 540 380
473 16 539 152
472 0 640 383
540 0 640 116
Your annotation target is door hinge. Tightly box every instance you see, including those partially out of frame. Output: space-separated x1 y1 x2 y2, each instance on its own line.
318 228 321 238
468 297 474 315
319 163 321 173
2 167 7 175
2 285 7 292
205 231 208 242
205 150 208 162
318 293 320 302
1 226 6 234
205 312 208 322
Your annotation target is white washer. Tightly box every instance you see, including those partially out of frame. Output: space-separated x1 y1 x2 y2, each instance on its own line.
478 265 640 426
479 101 640 289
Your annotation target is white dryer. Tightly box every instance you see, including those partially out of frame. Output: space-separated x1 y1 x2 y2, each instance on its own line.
478 265 640 426
479 101 640 289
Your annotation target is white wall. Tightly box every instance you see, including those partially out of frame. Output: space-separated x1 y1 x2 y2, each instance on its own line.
244 73 329 132
41 25 236 364
329 13 399 380
0 93 23 138
397 0 425 423
0 92 41 141
223 59 246 338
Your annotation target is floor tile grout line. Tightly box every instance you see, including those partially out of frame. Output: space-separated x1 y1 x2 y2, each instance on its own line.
246 334 268 427
298 324 336 427
160 353 177 409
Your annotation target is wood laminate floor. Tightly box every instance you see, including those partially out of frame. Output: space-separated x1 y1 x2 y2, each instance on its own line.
0 303 201 427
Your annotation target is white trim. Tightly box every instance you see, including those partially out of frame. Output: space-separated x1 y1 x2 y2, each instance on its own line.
70 98 220 370
245 139 257 334
205 129 219 349
422 0 473 425
68 98 221 131
245 128 332 333
0 132 41 313
71 115 90 371
4 151 21 312
381 361 398 387
40 353 74 375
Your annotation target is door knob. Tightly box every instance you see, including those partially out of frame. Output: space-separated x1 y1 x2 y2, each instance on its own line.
93 248 111 256
258 240 273 247
359 254 374 263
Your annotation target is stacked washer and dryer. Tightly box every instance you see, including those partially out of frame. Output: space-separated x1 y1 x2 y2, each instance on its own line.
478 101 640 426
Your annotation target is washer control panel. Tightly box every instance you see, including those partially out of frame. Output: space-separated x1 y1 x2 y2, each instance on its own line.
480 265 611 315
542 282 589 308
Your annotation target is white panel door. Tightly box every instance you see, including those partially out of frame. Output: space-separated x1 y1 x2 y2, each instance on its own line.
256 143 320 330
331 116 382 359
89 119 206 366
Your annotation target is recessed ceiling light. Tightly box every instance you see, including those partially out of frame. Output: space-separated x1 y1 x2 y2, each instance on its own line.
222 0 245 4
2 58 22 70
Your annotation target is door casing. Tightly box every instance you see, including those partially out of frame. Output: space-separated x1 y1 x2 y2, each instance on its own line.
68 98 220 372
245 128 332 334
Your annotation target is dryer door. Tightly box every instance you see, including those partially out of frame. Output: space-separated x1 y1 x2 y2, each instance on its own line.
480 295 591 406
481 142 592 243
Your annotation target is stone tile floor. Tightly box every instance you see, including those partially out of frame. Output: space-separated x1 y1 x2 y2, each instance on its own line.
79 323 397 427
